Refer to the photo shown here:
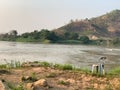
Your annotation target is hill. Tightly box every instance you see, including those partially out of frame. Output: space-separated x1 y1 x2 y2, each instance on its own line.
54 9 120 39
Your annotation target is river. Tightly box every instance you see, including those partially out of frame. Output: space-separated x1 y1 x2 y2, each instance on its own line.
0 41 120 71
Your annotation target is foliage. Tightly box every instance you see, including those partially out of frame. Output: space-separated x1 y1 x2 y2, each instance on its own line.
112 38 120 46
79 35 90 44
53 64 73 70
30 72 38 81
1 10 120 45
6 82 24 90
39 61 51 67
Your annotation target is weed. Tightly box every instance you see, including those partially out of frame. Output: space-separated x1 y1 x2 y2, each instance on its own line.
54 64 73 70
62 64 73 70
58 80 70 86
6 82 24 90
0 64 7 69
31 72 37 82
39 62 51 67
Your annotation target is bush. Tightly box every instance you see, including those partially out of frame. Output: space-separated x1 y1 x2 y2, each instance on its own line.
54 64 73 70
39 62 51 67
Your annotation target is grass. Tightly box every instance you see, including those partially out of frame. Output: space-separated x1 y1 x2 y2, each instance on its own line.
108 67 120 76
39 61 52 67
0 60 22 69
74 68 91 74
1 60 120 77
53 64 73 70
0 64 7 69
6 82 24 90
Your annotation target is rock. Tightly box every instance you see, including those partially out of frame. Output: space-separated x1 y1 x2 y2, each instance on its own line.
34 79 48 87
94 83 98 89
21 76 32 81
0 80 5 90
26 83 33 90
26 79 48 90
66 79 75 84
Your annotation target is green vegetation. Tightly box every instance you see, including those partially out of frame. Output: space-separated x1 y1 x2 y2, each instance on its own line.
53 64 73 70
1 60 120 77
39 61 52 67
1 61 120 90
0 60 21 71
112 38 120 46
6 82 24 90
108 67 120 76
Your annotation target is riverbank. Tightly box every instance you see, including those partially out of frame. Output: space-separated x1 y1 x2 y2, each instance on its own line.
0 61 120 90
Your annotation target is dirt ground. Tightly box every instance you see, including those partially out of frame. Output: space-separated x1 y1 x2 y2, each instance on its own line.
0 66 120 90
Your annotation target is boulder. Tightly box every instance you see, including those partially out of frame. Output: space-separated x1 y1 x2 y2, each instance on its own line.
34 79 48 87
26 83 33 90
0 80 5 90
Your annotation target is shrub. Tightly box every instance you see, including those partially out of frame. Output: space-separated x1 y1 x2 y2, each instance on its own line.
39 62 51 67
54 64 73 70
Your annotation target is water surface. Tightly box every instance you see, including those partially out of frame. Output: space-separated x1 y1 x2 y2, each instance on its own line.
0 41 120 70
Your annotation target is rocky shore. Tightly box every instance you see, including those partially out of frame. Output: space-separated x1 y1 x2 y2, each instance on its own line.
0 62 120 90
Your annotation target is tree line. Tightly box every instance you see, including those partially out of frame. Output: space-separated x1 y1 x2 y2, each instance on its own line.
0 29 119 45
0 29 91 44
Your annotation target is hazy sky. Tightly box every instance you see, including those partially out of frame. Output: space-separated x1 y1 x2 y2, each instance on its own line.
0 0 120 34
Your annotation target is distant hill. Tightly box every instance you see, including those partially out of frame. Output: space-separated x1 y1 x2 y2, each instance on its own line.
54 9 120 39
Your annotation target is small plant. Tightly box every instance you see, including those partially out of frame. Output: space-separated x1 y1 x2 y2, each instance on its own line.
0 64 7 69
62 64 73 70
30 72 38 82
53 64 73 70
15 61 21 68
3 59 22 69
58 80 70 86
39 62 51 67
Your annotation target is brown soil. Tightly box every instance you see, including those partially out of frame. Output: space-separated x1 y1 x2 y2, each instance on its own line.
0 67 120 90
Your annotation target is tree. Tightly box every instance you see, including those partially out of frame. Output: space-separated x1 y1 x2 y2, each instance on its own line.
64 32 79 40
9 30 18 36
79 36 90 44
40 29 50 40
48 31 58 41
69 33 79 40
21 32 30 38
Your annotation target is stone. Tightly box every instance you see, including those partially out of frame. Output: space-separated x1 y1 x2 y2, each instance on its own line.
66 79 75 84
26 83 33 90
21 76 32 81
34 79 48 87
0 80 5 90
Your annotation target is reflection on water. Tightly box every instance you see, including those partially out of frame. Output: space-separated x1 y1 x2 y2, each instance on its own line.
0 41 120 70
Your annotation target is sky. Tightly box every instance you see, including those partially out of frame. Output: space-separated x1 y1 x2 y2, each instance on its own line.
0 0 120 34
